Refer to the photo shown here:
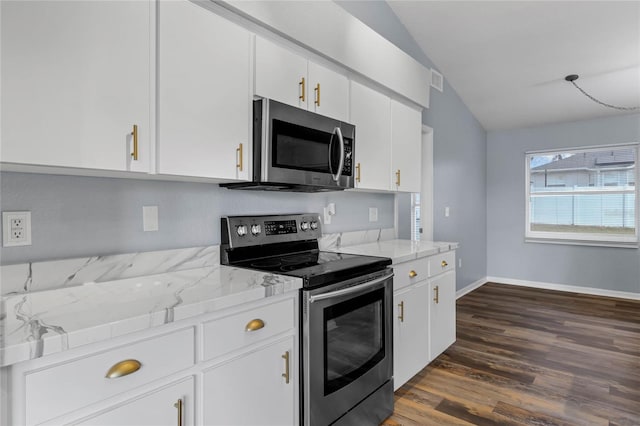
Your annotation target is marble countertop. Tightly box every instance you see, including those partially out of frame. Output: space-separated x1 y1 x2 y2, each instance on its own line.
331 239 459 264
0 265 301 367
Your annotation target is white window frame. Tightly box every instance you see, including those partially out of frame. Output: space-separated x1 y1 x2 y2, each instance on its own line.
525 143 639 248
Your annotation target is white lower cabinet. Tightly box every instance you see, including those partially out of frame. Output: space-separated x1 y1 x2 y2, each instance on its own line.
393 281 429 390
72 377 194 426
203 337 296 426
392 250 457 390
429 270 456 360
3 293 298 426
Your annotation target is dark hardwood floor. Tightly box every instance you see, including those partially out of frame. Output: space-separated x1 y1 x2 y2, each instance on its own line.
383 282 640 426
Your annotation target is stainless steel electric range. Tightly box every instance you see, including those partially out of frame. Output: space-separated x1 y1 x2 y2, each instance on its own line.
221 213 394 426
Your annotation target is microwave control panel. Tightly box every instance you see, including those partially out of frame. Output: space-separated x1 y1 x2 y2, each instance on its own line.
343 138 353 176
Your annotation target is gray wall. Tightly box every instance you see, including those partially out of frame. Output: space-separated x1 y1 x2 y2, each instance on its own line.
487 113 640 293
0 172 394 264
337 1 488 292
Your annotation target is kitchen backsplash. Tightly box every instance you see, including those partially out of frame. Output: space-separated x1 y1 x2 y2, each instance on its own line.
0 228 395 296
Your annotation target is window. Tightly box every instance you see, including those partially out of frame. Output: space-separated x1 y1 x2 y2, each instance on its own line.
526 144 638 247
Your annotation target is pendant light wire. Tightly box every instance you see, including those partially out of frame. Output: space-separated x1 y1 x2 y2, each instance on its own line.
566 74 639 111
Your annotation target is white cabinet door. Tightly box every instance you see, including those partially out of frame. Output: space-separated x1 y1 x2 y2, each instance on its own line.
429 271 456 361
391 100 422 193
349 81 391 191
1 0 152 172
393 281 429 390
203 338 296 425
157 0 251 180
255 37 308 109
72 378 194 426
308 62 349 121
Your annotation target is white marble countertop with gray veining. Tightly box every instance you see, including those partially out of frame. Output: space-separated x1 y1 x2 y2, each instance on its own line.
330 239 459 264
0 265 302 367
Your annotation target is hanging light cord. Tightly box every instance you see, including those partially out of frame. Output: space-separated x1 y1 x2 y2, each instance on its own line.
565 74 639 111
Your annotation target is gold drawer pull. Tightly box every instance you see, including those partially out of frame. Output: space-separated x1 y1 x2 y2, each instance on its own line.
314 83 321 106
395 169 401 186
236 143 243 171
245 318 265 332
299 77 305 102
131 124 139 160
355 163 361 183
408 270 417 278
105 359 141 379
282 351 290 384
441 260 448 268
174 398 183 426
434 285 440 304
398 300 404 322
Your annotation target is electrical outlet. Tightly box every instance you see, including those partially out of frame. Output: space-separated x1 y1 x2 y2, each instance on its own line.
3 211 32 247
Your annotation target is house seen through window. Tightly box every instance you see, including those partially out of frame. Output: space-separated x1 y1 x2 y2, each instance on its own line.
526 144 638 246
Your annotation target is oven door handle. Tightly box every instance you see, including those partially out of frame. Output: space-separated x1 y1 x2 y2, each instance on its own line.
329 127 345 182
309 273 393 303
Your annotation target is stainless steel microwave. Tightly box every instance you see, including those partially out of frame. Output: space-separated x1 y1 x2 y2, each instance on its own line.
221 99 355 192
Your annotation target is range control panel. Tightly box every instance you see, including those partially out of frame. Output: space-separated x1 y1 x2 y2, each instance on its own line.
222 214 322 248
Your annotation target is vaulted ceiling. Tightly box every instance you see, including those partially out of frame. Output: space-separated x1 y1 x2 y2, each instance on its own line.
387 1 640 130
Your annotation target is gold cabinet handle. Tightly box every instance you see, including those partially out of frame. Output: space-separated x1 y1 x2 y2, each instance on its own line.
245 318 265 332
434 285 439 304
131 124 139 160
105 359 141 379
398 300 404 322
395 169 401 186
299 77 305 102
282 351 290 384
314 83 321 106
355 163 361 183
408 270 417 278
174 398 183 426
441 260 448 268
236 143 243 171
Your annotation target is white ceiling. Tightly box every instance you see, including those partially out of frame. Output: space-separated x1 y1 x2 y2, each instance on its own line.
387 1 640 131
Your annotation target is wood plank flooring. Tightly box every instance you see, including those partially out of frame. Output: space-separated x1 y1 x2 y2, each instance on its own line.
382 283 640 426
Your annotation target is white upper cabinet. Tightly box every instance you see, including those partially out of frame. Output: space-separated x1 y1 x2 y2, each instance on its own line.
0 0 152 173
255 37 308 110
255 37 349 121
307 62 349 121
349 81 391 191
157 0 252 180
391 100 422 193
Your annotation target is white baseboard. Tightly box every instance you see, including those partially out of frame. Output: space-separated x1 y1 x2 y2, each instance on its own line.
487 276 640 301
456 277 488 299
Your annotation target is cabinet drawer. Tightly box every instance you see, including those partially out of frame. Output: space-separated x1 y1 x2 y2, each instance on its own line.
26 327 195 426
202 298 294 361
428 251 456 277
393 259 428 291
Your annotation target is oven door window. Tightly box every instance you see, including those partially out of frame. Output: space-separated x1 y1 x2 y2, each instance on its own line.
272 119 341 174
323 287 386 395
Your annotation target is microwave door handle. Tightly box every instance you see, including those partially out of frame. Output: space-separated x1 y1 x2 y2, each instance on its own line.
331 127 345 182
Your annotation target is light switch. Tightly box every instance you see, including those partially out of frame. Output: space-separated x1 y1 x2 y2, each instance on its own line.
445 207 450 217
143 206 159 232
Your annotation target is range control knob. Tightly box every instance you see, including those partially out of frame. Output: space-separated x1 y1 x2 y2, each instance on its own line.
310 221 318 230
300 221 310 231
250 224 262 236
236 225 248 237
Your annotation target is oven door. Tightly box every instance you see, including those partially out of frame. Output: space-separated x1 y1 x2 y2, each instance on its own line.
302 268 393 426
259 99 354 189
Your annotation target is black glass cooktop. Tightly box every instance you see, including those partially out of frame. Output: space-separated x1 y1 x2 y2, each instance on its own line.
234 251 391 289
